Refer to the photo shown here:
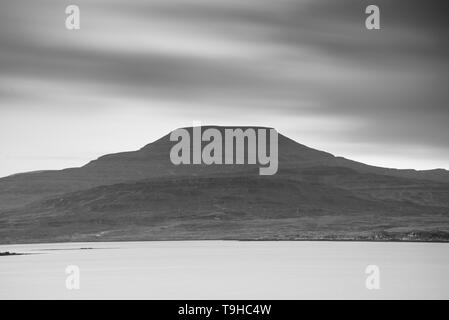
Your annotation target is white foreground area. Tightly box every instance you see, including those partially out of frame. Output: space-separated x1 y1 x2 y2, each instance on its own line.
0 241 448 299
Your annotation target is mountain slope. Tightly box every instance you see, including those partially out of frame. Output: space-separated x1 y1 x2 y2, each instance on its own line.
1 126 448 243
1 174 448 243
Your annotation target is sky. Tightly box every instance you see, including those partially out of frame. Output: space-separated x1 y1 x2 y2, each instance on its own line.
0 0 448 178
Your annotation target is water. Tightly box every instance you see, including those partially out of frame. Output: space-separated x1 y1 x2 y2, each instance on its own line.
1 241 448 299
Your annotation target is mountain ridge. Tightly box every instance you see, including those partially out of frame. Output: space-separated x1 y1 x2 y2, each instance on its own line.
1 126 448 243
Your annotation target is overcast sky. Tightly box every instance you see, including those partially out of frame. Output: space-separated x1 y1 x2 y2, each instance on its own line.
0 0 448 177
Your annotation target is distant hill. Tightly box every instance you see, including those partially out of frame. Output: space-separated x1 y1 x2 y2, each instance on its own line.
1 126 448 243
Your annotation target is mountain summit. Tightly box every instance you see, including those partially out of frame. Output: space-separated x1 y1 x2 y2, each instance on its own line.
1 126 448 243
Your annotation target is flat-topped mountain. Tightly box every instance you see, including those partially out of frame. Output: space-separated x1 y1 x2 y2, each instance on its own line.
1 126 448 243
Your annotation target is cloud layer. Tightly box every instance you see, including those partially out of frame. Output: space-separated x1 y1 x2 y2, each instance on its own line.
1 0 448 176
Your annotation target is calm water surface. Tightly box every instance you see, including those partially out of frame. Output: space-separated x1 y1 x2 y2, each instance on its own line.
1 241 448 299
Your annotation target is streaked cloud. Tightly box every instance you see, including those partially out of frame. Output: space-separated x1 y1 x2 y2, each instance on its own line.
0 0 448 176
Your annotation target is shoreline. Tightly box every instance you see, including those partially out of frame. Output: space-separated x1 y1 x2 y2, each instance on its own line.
1 237 449 247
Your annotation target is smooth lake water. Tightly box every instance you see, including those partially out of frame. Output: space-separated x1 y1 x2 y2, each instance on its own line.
0 241 448 299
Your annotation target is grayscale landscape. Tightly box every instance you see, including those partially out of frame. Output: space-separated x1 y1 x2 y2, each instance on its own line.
1 126 448 244
1 0 449 301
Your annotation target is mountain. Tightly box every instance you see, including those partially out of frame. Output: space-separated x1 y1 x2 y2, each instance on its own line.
1 126 448 243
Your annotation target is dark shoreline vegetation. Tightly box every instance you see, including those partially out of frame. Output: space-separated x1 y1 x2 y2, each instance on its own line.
0 251 23 256
242 230 449 242
1 230 449 245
